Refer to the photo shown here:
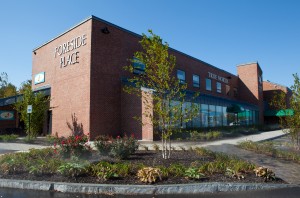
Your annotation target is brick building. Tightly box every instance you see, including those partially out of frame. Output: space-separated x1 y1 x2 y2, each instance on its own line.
0 16 289 139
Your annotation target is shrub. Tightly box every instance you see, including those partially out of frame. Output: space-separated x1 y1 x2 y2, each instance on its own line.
137 167 162 183
94 135 112 156
167 163 186 177
0 134 18 142
185 167 205 180
90 161 119 181
54 134 92 159
254 166 276 182
94 135 139 159
58 159 89 178
46 135 59 144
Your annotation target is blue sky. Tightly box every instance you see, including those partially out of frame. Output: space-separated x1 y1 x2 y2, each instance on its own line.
0 0 299 89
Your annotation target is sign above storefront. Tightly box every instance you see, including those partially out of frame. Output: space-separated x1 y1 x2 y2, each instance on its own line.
0 111 14 120
54 34 87 68
208 72 229 84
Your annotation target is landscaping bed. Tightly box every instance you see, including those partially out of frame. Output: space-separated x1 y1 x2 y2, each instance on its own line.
0 148 285 185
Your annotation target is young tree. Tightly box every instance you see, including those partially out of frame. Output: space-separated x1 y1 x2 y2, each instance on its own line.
0 72 17 98
14 85 50 138
271 73 300 148
124 30 199 159
18 80 32 94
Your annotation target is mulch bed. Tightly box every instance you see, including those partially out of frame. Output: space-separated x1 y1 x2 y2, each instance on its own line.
0 150 286 185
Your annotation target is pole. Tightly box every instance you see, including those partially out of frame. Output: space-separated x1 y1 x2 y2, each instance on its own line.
28 113 31 136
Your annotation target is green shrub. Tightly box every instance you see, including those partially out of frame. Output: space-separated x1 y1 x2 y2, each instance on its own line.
58 159 89 177
94 135 112 156
54 134 92 159
185 167 205 180
167 163 186 177
46 135 59 144
0 134 19 142
94 135 139 159
90 161 119 181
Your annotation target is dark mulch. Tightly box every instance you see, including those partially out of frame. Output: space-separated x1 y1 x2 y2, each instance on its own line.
0 150 286 185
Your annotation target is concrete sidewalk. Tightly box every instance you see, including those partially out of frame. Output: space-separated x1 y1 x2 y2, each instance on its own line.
139 129 286 149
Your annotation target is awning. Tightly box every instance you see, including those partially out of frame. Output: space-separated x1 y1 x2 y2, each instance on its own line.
264 109 294 117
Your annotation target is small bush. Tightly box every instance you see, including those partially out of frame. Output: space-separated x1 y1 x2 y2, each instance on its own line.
54 134 92 159
254 166 276 182
0 134 19 142
137 167 162 183
185 167 205 180
58 159 89 178
94 135 139 159
90 161 119 181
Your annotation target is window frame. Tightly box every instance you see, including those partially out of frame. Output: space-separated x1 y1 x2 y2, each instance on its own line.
216 82 221 93
177 69 186 84
206 78 212 91
193 74 200 87
133 57 145 75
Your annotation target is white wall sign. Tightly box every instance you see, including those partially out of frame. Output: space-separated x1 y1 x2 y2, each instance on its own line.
54 34 87 68
208 72 229 84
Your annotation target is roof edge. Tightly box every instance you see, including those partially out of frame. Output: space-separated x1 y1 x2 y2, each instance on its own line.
33 16 93 51
32 15 236 77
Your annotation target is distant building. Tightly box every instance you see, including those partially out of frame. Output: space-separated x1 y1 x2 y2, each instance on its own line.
0 16 292 139
263 81 293 126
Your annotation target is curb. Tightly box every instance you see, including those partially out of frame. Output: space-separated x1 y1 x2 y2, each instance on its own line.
0 179 297 195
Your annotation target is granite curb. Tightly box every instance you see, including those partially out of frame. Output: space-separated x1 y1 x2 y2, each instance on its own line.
0 179 298 195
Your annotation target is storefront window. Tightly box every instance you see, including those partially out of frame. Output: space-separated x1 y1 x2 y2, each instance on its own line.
192 103 201 128
208 105 216 127
216 106 222 126
201 104 209 127
222 106 227 126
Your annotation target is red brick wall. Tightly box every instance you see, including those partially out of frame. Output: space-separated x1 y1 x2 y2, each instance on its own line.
237 63 264 124
32 19 92 137
263 81 292 108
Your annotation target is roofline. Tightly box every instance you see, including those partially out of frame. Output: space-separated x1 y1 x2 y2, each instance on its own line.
236 62 258 67
33 15 236 77
263 80 291 91
236 61 262 74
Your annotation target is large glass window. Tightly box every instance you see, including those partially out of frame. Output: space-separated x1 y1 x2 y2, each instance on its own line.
193 75 200 87
208 105 216 127
133 57 145 74
222 106 227 126
192 103 201 128
201 104 209 127
177 70 186 84
216 82 221 93
206 78 212 91
216 106 222 126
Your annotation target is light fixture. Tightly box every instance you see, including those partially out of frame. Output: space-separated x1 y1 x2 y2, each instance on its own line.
101 27 110 34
